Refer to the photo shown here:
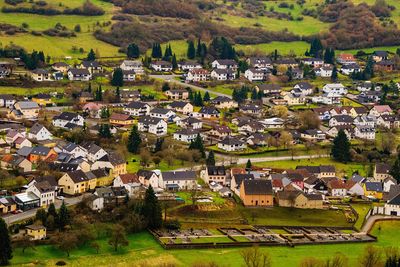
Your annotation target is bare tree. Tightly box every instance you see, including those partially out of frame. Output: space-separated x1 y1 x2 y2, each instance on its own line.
240 246 272 267
359 246 382 267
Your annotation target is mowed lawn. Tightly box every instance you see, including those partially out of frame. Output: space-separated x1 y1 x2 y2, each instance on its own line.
253 158 368 178
10 221 400 266
0 86 64 95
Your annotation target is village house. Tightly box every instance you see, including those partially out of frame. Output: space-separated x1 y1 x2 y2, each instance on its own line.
354 125 375 140
198 106 220 119
358 91 382 104
161 171 197 191
9 101 40 120
384 193 400 216
363 182 383 199
277 190 323 209
28 123 52 141
150 61 173 72
376 115 400 129
120 60 144 74
120 89 141 102
0 197 17 214
329 115 354 127
373 51 389 62
240 179 273 207
357 81 376 92
19 146 57 163
58 170 97 195
210 96 238 109
109 113 135 126
124 101 151 116
26 181 55 207
328 180 347 197
82 102 104 119
14 137 32 149
370 105 393 117
327 125 354 140
121 70 135 81
341 63 361 75
375 60 394 72
79 60 103 74
247 132 269 146
301 58 324 67
210 69 236 81
149 107 176 122
239 103 264 117
374 163 393 182
337 54 357 64
256 84 281 97
52 112 84 129
296 165 336 179
186 68 210 82
275 58 298 70
259 117 285 128
283 93 306 106
346 180 365 196
218 136 246 152
91 152 127 177
81 141 107 162
173 128 200 143
0 94 16 108
211 59 238 70
52 62 70 73
244 68 267 82
78 92 94 103
25 225 46 240
137 169 161 189
176 117 202 129
247 57 272 69
301 129 326 142
292 82 314 96
208 125 232 139
32 93 52 106
138 116 167 136
165 89 189 100
203 166 227 185
167 101 193 115
323 83 347 95
315 64 333 77
238 121 266 134
0 154 32 172
113 173 141 197
178 60 202 71
31 69 52 82
67 68 92 81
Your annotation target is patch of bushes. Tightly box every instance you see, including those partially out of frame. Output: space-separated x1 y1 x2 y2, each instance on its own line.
111 14 133 21
5 0 24 6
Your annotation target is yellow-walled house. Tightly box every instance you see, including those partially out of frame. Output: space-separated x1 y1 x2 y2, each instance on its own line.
58 170 97 195
363 182 383 200
32 93 53 106
25 225 46 240
93 168 114 187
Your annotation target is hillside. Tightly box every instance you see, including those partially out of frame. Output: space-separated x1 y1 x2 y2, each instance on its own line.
1 0 400 59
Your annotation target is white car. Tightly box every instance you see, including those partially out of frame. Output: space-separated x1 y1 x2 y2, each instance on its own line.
56 196 65 200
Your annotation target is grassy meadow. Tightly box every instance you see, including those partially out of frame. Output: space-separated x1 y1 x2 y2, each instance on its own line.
9 221 400 266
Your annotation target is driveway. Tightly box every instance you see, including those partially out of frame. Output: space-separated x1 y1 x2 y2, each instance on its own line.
2 194 84 225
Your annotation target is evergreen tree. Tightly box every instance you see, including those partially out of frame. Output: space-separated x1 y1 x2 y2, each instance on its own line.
196 38 202 58
309 38 323 58
127 43 140 58
390 154 400 182
246 159 252 170
209 37 236 59
127 125 141 154
154 138 164 153
151 43 162 59
187 40 196 59
251 88 258 100
115 87 121 102
163 44 173 61
331 66 338 82
142 185 162 229
99 124 112 138
58 202 70 231
324 47 335 64
171 54 178 70
363 56 375 80
111 68 124 87
189 134 205 158
0 218 12 265
203 91 210 102
161 83 170 92
87 49 96 61
188 90 194 102
206 150 215 166
273 49 278 61
87 82 92 93
331 130 351 163
35 208 47 225
47 202 57 218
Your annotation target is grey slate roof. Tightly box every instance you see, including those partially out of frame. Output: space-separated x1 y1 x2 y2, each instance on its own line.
162 171 196 181
242 179 273 195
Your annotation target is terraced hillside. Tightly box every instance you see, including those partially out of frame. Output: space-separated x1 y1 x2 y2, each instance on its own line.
1 0 400 59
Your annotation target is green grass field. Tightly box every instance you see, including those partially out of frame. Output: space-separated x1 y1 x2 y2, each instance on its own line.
10 221 400 266
253 158 368 178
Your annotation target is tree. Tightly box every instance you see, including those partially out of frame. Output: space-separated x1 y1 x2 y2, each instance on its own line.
127 125 141 154
127 43 140 58
35 208 47 225
390 154 400 182
359 246 382 267
108 224 129 252
99 124 112 139
189 134 205 158
240 246 272 267
332 130 351 163
206 150 216 166
142 185 162 229
331 66 338 82
279 131 293 149
87 49 96 61
56 232 78 257
187 40 196 59
115 86 121 102
19 236 35 254
0 218 12 265
171 54 178 70
203 91 210 102
298 110 321 130
111 68 124 87
270 105 288 119
58 202 70 231
47 202 57 219
309 38 324 58
324 47 335 64
246 159 252 171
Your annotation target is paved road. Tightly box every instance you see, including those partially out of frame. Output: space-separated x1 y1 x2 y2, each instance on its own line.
361 215 400 234
150 74 231 97
2 195 84 225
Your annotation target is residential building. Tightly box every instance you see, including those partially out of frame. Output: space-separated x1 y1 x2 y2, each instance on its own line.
210 69 236 80
31 69 52 82
211 59 238 70
203 166 227 185
52 112 84 129
186 68 209 82
67 68 92 81
79 60 102 74
109 113 135 126
173 128 200 143
120 60 144 74
58 170 97 195
218 136 246 152
240 180 273 207
165 89 189 100
138 116 167 136
150 61 173 72
25 225 46 240
167 101 193 114
161 171 197 191
124 101 151 116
